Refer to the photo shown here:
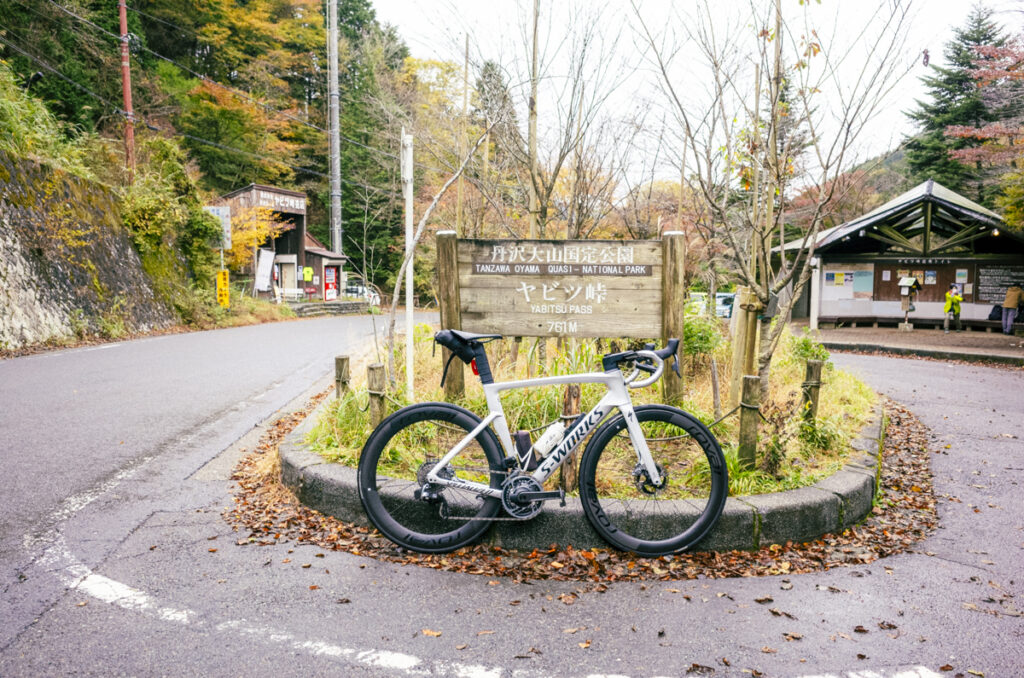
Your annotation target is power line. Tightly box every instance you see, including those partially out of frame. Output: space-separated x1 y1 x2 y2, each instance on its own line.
0 31 123 116
7 2 455 181
0 30 399 196
34 0 422 167
38 0 327 134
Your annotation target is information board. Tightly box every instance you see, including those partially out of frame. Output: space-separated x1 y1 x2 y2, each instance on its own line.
977 264 1024 303
456 239 663 338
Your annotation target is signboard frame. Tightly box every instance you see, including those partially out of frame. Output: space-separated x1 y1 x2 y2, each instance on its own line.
455 238 665 338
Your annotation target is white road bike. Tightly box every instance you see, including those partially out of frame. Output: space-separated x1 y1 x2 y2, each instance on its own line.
357 330 728 556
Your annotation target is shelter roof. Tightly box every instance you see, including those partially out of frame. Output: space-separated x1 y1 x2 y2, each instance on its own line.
786 179 1022 257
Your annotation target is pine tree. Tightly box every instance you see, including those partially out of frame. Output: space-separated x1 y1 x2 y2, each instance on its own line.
904 5 1006 204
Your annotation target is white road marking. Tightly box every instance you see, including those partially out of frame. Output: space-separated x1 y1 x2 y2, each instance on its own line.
20 400 948 678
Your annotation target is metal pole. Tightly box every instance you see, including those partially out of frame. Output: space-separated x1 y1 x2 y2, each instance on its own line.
402 130 415 400
327 0 343 254
117 0 135 181
456 33 468 236
527 0 539 239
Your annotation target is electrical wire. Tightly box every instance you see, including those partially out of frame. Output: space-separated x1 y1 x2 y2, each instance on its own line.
0 31 123 117
8 1 458 178
0 29 399 196
37 0 445 173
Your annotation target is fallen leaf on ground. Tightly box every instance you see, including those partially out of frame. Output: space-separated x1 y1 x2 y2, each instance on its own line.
422 629 442 637
225 396 940 588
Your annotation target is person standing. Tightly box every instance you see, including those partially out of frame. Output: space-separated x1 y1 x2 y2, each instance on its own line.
1002 282 1024 335
944 283 963 333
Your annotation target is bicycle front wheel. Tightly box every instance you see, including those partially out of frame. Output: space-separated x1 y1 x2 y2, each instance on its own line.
579 405 728 556
357 402 504 553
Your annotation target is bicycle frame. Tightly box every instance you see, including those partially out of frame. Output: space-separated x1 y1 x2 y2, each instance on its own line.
424 369 662 497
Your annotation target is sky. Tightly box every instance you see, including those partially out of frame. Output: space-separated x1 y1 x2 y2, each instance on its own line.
371 0 1024 181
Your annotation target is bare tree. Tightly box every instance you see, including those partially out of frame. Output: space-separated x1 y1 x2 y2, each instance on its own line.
635 0 912 397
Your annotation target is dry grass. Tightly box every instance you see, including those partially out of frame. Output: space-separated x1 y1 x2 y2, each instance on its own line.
307 322 877 496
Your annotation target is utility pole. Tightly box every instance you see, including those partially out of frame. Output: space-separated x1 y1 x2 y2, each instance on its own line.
401 129 415 399
455 34 469 237
117 0 135 181
527 0 539 239
327 0 343 254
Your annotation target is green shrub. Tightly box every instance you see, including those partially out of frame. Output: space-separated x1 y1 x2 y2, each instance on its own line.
788 329 831 365
683 314 723 357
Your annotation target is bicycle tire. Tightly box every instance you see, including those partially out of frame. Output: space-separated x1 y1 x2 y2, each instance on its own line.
357 402 504 553
578 404 728 556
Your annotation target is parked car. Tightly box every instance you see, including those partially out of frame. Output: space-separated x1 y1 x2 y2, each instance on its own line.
715 292 735 318
685 291 735 318
344 279 381 306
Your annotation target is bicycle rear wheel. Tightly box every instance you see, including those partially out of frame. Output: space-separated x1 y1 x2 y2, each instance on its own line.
357 402 504 553
579 404 728 556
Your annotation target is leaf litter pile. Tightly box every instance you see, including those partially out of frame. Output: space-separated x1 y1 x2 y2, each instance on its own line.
225 396 937 581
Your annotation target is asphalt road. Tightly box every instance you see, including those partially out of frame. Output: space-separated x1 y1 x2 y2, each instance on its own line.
1 327 1021 677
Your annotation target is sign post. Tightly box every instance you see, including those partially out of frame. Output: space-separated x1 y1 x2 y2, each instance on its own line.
216 269 230 309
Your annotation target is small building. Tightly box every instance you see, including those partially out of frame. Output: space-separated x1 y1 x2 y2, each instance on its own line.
789 179 1024 329
303 232 347 301
218 183 346 299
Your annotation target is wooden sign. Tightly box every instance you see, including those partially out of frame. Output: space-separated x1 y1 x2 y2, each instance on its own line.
455 238 664 338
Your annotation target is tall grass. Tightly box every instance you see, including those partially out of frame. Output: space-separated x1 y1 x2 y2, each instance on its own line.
307 323 876 496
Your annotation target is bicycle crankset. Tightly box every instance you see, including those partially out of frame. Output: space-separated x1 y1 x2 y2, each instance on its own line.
501 475 545 520
633 462 668 494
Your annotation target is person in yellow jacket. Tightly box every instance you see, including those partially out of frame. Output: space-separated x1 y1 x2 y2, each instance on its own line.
944 283 963 333
1002 282 1024 335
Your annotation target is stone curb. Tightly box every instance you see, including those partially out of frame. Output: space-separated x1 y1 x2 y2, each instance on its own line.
823 341 1024 367
278 402 885 553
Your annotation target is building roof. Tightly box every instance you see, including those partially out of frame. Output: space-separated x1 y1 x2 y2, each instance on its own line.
782 179 1020 257
304 232 346 260
817 179 1001 249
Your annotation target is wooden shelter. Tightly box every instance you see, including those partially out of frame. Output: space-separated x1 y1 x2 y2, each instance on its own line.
789 179 1024 329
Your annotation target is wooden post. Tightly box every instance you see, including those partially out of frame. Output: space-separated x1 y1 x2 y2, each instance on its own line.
558 383 582 493
335 355 350 400
729 286 754 407
368 363 387 427
661 231 686 404
802 359 824 422
511 336 522 374
436 231 464 400
743 301 759 376
738 375 761 470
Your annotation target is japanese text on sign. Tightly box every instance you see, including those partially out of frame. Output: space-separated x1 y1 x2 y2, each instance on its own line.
456 239 663 338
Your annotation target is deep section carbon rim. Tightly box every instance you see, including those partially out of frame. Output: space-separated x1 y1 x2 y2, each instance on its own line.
357 402 503 553
579 405 728 556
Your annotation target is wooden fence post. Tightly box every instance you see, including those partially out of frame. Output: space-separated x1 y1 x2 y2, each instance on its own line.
335 355 350 400
728 286 751 408
738 375 761 470
802 359 824 422
558 383 582 493
368 363 387 427
661 231 686 404
436 230 464 400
